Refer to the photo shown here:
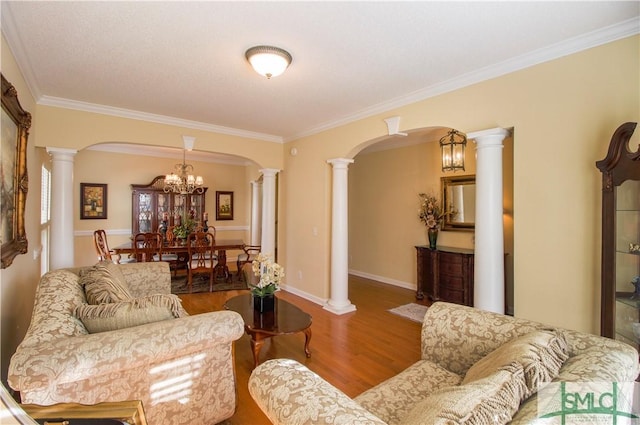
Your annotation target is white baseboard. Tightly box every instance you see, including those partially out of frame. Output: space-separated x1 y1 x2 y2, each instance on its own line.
348 269 416 291
277 271 417 309
279 284 328 307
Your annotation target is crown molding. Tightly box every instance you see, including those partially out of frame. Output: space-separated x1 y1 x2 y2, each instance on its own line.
286 18 639 141
38 96 284 143
86 143 253 166
4 2 636 145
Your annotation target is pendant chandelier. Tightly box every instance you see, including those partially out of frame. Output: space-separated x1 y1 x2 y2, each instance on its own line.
440 129 467 172
163 136 205 194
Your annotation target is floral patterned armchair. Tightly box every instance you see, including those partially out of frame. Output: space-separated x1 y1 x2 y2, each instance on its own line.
8 261 244 425
249 302 639 425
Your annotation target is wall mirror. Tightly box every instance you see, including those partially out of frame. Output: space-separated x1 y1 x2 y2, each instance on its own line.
441 175 475 231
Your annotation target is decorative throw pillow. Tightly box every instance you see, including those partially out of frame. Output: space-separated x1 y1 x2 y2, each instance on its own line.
74 294 188 333
80 261 133 304
354 360 463 424
462 329 569 398
402 362 527 425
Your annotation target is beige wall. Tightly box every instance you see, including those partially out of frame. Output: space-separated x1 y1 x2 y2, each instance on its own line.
348 134 514 310
349 138 475 282
1 33 638 385
281 35 639 333
1 35 43 384
33 105 285 171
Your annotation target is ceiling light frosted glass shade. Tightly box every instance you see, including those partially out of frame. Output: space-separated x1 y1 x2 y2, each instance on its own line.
245 45 292 79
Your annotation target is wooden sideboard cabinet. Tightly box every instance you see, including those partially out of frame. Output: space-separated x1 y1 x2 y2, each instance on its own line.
416 246 474 306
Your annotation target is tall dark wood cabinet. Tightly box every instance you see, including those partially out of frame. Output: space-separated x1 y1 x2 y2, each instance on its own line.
131 176 207 235
416 246 474 306
597 122 640 347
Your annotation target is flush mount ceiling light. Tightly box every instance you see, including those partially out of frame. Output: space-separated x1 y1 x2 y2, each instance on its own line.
245 45 292 79
440 129 467 172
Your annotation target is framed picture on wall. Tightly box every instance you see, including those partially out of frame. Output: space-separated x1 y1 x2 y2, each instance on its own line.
80 183 108 219
216 191 234 220
1 73 31 269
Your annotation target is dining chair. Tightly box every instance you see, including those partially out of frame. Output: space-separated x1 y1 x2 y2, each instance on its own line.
186 231 217 292
93 229 135 263
158 226 183 276
93 229 116 262
237 244 261 281
133 232 163 263
207 226 217 240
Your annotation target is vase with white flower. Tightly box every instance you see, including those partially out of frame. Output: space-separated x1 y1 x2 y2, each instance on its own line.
418 193 452 249
250 253 285 312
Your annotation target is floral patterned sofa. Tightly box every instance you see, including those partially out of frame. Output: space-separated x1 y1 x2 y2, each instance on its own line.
8 261 244 425
249 302 640 425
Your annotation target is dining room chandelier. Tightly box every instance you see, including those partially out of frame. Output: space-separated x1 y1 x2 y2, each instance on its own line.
440 129 467 172
163 136 205 194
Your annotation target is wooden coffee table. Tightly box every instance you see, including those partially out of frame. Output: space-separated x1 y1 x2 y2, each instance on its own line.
224 293 312 368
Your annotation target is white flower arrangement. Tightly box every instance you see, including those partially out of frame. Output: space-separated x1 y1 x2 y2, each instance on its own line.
250 253 285 297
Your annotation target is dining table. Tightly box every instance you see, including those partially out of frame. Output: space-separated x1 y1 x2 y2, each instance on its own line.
112 238 245 282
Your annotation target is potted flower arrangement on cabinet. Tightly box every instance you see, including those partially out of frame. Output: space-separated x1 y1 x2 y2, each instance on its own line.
418 193 452 250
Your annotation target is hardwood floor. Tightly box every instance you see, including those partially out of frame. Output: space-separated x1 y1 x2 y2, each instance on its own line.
179 275 429 425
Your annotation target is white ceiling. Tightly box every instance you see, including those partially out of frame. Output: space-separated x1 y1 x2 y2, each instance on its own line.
2 1 639 148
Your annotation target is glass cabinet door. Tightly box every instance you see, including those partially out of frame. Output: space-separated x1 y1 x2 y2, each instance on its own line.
157 193 171 223
614 180 640 348
173 194 187 222
136 192 153 233
598 122 640 348
189 193 205 226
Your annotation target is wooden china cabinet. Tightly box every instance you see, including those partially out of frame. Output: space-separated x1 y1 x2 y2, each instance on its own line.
131 176 208 235
597 122 640 348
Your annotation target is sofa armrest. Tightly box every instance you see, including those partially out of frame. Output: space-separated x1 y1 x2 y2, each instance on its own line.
118 261 171 297
249 359 387 425
9 310 244 392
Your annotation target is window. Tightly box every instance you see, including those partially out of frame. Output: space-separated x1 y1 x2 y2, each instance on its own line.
41 165 51 224
40 166 51 275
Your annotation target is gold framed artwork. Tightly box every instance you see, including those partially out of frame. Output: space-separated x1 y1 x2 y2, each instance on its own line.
21 400 148 425
1 73 31 269
216 191 234 220
80 183 108 219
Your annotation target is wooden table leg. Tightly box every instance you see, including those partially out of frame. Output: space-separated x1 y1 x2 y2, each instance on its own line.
249 334 266 368
214 248 231 282
246 328 311 368
303 328 312 358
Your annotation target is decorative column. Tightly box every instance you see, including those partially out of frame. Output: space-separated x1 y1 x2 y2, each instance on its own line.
46 147 77 269
259 169 279 258
467 128 509 314
250 180 263 246
324 158 356 315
